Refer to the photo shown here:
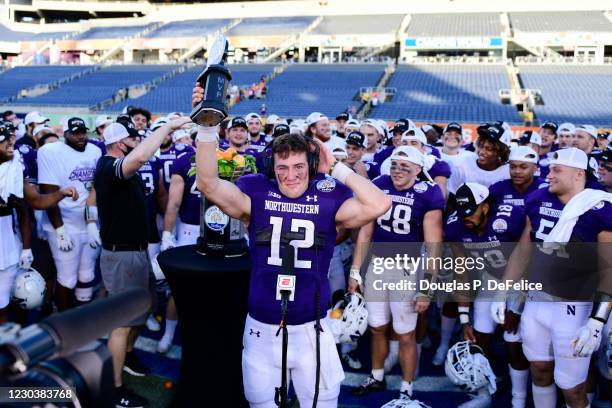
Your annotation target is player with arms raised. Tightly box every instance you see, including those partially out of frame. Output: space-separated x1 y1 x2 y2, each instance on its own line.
192 85 391 408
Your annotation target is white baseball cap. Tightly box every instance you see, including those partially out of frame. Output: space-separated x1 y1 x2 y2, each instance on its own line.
167 112 182 121
389 145 425 167
24 111 49 126
509 146 539 164
361 119 384 136
332 145 348 159
151 117 168 131
32 124 52 137
245 112 262 123
549 147 588 170
103 122 130 145
558 122 575 135
575 124 598 139
95 115 113 129
401 127 427 146
172 128 191 143
306 112 328 126
345 119 361 130
455 183 490 217
266 114 280 125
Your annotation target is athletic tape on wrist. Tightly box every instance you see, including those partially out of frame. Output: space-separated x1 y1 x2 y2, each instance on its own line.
196 125 218 143
331 161 352 184
458 306 470 325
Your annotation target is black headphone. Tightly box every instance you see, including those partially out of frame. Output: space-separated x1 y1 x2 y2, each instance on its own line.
262 134 320 180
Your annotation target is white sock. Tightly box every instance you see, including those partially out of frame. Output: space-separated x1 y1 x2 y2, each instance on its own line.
508 365 528 407
371 368 384 381
400 380 413 397
162 319 178 341
439 315 455 348
586 393 594 405
532 383 556 408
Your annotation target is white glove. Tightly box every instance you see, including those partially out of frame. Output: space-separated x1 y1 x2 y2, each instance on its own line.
572 317 604 357
86 223 101 249
19 249 34 270
55 226 74 252
161 231 176 252
491 301 506 325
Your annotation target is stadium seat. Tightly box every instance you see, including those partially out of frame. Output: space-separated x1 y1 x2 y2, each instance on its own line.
369 64 520 123
518 64 612 125
405 13 502 37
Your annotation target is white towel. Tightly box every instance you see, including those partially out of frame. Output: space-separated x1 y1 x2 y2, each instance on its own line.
544 188 612 249
0 149 23 202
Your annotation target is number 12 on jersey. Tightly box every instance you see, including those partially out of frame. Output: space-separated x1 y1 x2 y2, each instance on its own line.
267 216 315 269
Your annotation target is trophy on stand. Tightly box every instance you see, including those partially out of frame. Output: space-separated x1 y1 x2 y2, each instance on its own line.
190 35 253 257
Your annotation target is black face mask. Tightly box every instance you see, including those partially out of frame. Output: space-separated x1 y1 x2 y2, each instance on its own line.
119 142 135 156
65 137 87 152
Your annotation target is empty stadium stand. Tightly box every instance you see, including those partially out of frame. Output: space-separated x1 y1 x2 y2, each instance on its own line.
144 19 232 39
405 13 502 37
311 15 405 35
74 24 154 40
370 64 520 123
0 65 93 102
12 65 176 108
510 11 612 32
227 17 316 37
29 31 74 41
517 64 612 125
106 64 277 113
233 64 385 117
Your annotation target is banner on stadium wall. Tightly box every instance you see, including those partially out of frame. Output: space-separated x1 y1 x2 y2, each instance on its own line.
405 37 503 49
304 34 395 48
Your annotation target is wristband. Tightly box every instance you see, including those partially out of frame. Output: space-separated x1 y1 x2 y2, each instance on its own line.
85 206 98 222
196 125 218 143
458 306 470 325
330 161 352 184
591 292 612 324
349 267 362 286
56 225 66 235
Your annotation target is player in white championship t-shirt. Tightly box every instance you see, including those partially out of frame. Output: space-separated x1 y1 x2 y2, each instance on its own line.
37 117 102 310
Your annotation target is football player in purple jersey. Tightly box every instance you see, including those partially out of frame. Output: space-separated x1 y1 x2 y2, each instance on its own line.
349 146 443 405
446 182 529 408
245 113 268 152
194 77 391 408
397 127 451 197
489 146 547 208
598 148 612 192
493 147 612 408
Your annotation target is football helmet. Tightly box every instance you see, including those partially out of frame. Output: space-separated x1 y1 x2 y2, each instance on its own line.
445 341 497 393
12 268 46 310
381 398 432 408
333 293 368 344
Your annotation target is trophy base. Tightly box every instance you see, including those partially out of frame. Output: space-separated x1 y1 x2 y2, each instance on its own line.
196 237 248 258
190 104 227 127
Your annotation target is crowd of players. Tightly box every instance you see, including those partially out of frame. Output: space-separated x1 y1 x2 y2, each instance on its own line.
0 100 611 408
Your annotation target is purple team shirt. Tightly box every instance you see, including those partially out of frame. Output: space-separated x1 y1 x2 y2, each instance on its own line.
172 151 201 226
526 187 612 298
158 143 194 192
489 177 547 207
371 176 445 243
445 203 525 279
235 173 352 325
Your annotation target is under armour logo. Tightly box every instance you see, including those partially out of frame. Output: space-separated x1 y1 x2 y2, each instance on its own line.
306 195 317 202
121 399 129 405
249 329 260 337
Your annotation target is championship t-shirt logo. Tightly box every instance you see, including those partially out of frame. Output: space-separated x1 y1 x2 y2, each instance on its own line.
413 181 428 193
316 177 336 192
492 218 508 233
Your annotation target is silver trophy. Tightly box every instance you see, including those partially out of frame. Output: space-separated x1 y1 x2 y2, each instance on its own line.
190 35 232 127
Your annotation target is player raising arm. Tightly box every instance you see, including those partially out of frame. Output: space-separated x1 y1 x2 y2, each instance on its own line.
192 84 391 408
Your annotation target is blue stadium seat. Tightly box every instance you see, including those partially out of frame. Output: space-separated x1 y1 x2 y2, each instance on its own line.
74 24 154 40
0 65 94 102
518 65 612 126
145 19 231 39
369 64 520 123
12 65 176 107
